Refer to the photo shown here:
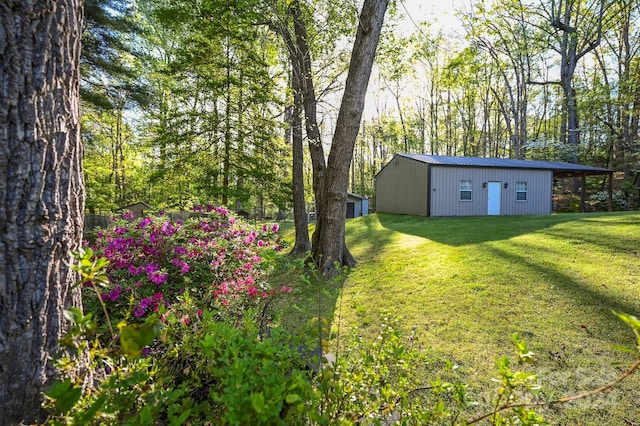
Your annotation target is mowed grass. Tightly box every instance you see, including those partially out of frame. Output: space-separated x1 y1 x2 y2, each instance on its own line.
274 212 640 424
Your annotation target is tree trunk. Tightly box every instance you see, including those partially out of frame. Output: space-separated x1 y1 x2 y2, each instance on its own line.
290 0 327 211
311 0 389 275
272 1 313 255
550 0 606 193
289 68 311 254
0 0 85 423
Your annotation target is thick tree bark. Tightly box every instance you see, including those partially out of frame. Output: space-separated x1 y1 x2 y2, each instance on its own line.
0 0 85 423
311 0 389 275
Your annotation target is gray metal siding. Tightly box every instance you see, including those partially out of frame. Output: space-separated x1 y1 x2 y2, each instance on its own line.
429 167 552 216
346 194 369 217
376 156 429 216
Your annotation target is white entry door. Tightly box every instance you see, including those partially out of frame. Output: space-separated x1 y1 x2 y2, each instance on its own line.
487 182 501 215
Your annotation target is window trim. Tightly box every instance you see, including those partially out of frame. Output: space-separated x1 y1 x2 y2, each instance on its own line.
459 180 472 201
516 181 527 201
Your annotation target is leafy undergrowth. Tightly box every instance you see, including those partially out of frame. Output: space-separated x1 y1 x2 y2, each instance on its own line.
48 210 640 424
274 212 640 424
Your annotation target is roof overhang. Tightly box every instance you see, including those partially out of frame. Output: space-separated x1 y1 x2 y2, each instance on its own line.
396 154 613 178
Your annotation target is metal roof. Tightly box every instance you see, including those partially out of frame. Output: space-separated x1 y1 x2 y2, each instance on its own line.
347 192 368 199
398 154 612 178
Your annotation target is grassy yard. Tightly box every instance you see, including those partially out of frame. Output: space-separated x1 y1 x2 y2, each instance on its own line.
273 212 640 424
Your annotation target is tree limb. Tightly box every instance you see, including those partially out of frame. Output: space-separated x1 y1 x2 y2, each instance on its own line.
468 359 640 424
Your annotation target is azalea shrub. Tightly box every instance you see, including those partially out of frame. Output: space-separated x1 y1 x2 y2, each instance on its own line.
88 206 289 328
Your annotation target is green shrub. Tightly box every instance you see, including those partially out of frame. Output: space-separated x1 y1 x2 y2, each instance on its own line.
589 190 628 211
157 303 313 425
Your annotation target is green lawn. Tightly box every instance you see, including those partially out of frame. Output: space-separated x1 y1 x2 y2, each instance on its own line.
274 212 640 424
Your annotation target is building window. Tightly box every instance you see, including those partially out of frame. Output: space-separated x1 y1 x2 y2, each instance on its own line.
516 182 527 201
460 180 472 201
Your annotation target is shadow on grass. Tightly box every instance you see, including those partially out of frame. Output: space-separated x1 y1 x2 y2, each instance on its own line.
270 258 351 347
274 212 640 350
376 212 638 247
542 217 640 254
273 215 403 344
344 214 396 258
480 241 640 339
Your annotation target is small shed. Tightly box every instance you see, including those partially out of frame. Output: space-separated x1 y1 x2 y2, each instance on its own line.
118 202 152 219
236 209 251 219
375 154 613 217
346 193 369 218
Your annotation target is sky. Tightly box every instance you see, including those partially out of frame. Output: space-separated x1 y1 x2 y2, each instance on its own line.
359 0 473 119
398 0 471 35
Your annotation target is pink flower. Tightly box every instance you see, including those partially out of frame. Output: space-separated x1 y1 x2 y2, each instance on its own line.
183 317 190 325
145 263 159 274
248 287 258 296
149 271 167 285
271 223 279 233
128 264 142 275
108 285 122 301
161 221 175 236
280 286 292 293
122 211 134 219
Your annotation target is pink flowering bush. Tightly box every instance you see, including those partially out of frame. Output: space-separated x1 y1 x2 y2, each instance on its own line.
88 205 288 326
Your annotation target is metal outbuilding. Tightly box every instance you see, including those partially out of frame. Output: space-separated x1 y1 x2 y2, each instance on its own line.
346 193 369 218
375 154 613 217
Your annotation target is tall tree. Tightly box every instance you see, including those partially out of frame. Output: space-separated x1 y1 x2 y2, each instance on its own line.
533 0 608 163
0 0 85 423
468 0 537 159
270 0 350 256
311 0 389 275
289 65 312 254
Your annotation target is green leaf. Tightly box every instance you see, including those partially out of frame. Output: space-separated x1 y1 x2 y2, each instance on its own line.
174 409 191 425
63 307 84 324
285 393 301 404
44 379 82 414
139 405 153 424
250 392 265 413
614 311 640 347
118 316 161 357
76 394 107 423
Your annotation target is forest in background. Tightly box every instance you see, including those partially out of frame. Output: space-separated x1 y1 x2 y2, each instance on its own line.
83 0 640 215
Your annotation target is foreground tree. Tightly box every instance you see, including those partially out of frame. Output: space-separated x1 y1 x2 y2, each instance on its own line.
0 0 85 423
311 0 389 274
